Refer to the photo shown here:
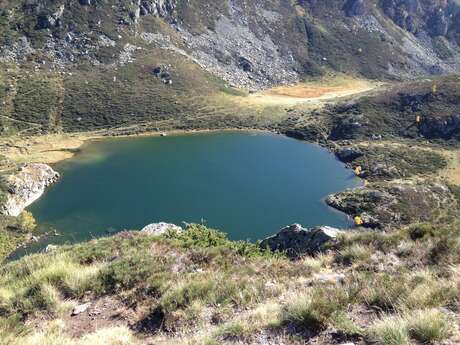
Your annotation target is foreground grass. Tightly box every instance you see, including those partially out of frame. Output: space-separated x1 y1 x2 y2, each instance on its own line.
0 222 459 344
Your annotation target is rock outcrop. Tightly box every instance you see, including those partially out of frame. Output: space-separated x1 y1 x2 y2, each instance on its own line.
141 222 182 236
419 114 460 139
335 147 363 163
260 224 342 258
326 182 453 229
139 0 176 18
380 0 458 38
1 164 59 217
35 5 65 30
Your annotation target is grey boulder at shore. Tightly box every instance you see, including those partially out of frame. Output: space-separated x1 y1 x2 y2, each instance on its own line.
260 224 342 258
1 164 60 217
141 222 182 236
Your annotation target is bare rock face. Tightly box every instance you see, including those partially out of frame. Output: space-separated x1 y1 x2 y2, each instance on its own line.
141 222 182 236
139 0 176 18
380 0 459 37
260 224 342 258
1 164 59 217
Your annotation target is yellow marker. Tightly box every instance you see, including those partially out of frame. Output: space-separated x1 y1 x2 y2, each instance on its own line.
432 84 437 94
354 166 362 176
354 216 363 226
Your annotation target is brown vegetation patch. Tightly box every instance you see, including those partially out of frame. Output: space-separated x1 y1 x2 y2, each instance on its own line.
62 296 136 338
253 78 378 106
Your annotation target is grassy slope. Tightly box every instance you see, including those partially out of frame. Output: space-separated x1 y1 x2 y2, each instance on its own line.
0 223 459 344
0 50 289 136
0 0 458 138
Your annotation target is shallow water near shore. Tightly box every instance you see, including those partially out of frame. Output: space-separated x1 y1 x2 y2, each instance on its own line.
13 131 359 258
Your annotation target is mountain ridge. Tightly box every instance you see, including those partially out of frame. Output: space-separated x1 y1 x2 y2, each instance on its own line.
1 0 460 88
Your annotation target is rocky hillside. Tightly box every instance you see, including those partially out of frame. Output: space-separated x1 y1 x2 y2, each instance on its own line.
1 0 460 85
281 75 460 144
0 1 458 136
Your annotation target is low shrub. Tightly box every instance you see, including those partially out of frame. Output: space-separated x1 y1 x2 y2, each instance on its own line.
408 223 436 241
163 224 275 258
336 243 373 265
279 286 350 332
360 273 411 311
407 309 452 343
96 254 170 294
368 315 409 345
160 273 264 313
332 312 364 337
214 321 244 340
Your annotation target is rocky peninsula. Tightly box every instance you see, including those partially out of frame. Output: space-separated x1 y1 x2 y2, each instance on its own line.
0 163 59 217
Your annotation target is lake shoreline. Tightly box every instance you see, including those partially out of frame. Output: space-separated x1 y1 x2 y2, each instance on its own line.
9 132 359 258
0 128 275 166
1 128 366 261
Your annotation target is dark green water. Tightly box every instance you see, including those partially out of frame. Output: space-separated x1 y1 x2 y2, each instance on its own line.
17 132 359 256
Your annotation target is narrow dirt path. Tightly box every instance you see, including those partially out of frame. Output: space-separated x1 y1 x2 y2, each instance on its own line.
438 149 460 186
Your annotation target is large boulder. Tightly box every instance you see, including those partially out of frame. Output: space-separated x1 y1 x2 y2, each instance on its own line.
419 114 460 139
335 147 363 163
260 224 342 258
141 222 182 236
238 57 253 72
35 5 65 30
1 164 59 217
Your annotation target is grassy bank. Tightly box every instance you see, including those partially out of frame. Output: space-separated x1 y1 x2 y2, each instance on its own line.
0 222 459 344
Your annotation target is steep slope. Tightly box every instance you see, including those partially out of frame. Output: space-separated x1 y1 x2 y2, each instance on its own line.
1 0 460 86
0 0 459 136
0 0 460 81
1 223 459 344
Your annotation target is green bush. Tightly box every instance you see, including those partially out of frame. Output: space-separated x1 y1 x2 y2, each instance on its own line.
336 243 373 265
214 321 244 340
160 274 263 313
16 211 37 232
332 312 364 337
164 224 275 258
